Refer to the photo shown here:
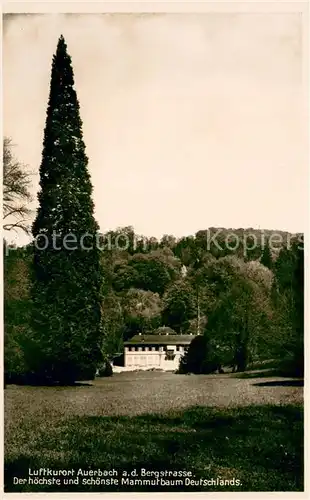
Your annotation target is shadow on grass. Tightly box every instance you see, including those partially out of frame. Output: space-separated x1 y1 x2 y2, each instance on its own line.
5 381 93 388
253 380 304 387
54 382 93 387
233 369 302 379
5 404 303 493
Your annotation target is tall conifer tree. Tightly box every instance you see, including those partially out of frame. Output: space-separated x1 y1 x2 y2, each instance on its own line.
31 35 103 383
261 241 273 269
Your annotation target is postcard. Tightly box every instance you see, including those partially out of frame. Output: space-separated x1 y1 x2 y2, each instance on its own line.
2 1 307 496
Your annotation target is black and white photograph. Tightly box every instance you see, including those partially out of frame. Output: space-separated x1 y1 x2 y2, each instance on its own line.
3 3 306 494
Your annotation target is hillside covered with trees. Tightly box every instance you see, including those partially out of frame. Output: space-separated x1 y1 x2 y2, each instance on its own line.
4 224 304 382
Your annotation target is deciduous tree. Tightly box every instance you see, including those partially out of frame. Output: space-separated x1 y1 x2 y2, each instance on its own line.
3 137 32 235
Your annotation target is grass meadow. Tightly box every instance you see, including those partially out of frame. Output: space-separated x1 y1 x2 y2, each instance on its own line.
4 371 304 492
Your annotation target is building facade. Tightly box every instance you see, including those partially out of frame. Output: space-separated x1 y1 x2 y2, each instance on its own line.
123 334 195 371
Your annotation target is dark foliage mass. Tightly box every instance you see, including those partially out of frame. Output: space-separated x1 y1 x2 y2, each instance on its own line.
178 335 219 374
14 36 103 384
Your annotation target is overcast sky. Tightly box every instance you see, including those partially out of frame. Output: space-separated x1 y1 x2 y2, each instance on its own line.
3 12 307 244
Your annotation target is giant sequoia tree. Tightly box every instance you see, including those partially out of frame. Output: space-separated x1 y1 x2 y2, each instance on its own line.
31 35 103 383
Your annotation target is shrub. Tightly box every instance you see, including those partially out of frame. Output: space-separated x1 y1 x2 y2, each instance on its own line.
97 360 113 377
178 335 221 374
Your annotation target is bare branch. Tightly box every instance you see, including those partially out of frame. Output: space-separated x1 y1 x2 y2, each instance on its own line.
3 137 33 235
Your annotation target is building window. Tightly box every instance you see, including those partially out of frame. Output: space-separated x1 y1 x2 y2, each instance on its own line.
166 349 175 360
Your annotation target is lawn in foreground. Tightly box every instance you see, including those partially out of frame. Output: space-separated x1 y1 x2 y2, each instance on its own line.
5 377 303 492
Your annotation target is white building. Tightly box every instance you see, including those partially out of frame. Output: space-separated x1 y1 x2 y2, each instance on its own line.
123 334 196 371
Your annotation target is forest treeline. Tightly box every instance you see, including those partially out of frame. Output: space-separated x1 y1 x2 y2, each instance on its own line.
4 225 304 381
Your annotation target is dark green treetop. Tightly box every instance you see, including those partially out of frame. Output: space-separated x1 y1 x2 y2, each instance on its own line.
261 241 273 270
31 35 103 384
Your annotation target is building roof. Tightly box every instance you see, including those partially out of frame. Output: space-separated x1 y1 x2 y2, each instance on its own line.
124 334 196 345
153 326 177 336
